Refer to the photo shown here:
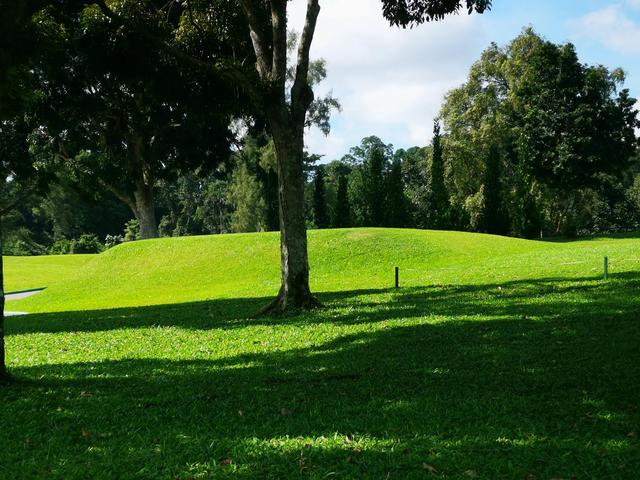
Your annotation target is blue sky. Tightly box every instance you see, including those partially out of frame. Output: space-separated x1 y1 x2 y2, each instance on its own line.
290 0 640 161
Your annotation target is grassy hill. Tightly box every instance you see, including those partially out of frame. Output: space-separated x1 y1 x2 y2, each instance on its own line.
4 254 94 293
7 228 640 313
3 229 640 479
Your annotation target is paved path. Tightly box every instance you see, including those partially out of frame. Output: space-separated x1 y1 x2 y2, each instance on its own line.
5 288 44 316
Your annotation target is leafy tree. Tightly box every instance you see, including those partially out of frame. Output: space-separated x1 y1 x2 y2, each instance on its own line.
9 0 492 312
345 136 393 227
228 156 267 233
157 173 232 237
326 161 352 229
440 28 639 236
35 2 245 239
312 166 329 229
396 146 430 228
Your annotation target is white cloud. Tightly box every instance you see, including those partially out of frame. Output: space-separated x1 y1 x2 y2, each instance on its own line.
288 0 488 160
575 5 640 55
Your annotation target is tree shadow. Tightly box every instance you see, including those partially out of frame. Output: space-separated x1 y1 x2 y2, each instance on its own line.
3 316 639 478
6 272 640 336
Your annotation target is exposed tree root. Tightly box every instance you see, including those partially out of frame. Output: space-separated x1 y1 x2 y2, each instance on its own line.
253 287 323 317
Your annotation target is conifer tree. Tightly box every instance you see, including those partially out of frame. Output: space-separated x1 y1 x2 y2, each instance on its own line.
334 173 351 228
313 166 329 229
429 121 450 229
367 145 387 227
385 158 407 227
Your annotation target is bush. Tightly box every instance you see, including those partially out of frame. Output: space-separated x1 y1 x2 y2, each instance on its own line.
49 239 74 255
124 219 141 242
71 234 103 254
105 234 124 249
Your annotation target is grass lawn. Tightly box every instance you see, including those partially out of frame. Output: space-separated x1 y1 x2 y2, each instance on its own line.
4 254 95 293
2 229 639 478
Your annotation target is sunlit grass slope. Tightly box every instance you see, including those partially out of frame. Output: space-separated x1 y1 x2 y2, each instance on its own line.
7 228 640 313
4 254 94 293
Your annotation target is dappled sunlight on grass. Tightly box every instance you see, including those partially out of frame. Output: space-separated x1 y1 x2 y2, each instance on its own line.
3 270 640 478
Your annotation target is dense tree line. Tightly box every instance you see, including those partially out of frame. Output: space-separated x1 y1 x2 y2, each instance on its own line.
5 29 640 259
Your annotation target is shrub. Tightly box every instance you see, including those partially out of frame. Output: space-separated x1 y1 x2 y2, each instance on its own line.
49 239 74 255
71 234 103 254
124 219 141 242
105 234 124 249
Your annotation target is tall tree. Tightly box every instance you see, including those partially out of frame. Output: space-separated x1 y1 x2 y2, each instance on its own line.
385 158 408 227
398 146 430 228
228 154 267 233
333 170 351 228
312 166 329 228
441 28 639 236
0 1 52 382
344 136 393 227
233 0 491 311
481 143 509 235
29 2 245 239
13 0 492 312
428 121 449 229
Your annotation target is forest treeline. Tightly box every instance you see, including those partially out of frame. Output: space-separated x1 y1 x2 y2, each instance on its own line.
3 29 639 255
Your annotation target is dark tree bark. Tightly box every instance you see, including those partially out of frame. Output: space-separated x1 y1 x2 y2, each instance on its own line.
0 216 8 384
133 177 158 240
267 119 317 311
99 147 158 240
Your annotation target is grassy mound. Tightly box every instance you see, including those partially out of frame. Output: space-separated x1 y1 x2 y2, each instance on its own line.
7 228 640 313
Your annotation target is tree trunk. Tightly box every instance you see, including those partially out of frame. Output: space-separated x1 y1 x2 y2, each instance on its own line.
257 120 319 313
241 0 321 313
131 135 158 240
133 181 158 240
0 216 8 384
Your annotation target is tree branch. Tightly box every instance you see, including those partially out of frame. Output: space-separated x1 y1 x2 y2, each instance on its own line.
239 0 272 80
291 0 320 115
270 0 287 86
91 0 257 98
0 183 38 217
98 179 137 214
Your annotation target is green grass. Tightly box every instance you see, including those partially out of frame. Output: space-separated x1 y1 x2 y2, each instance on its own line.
2 229 640 479
4 254 94 293
8 228 640 313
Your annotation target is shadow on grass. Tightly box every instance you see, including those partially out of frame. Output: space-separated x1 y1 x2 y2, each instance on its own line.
541 230 640 243
6 272 640 336
2 273 640 478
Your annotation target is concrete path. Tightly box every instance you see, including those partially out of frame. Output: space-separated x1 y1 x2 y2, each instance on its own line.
5 288 45 316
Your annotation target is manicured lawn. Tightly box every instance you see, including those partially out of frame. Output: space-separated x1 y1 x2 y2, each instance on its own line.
4 254 95 293
2 229 639 478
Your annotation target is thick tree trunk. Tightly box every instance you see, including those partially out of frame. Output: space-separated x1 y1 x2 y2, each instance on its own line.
133 181 158 240
241 0 321 313
257 120 320 313
0 217 8 384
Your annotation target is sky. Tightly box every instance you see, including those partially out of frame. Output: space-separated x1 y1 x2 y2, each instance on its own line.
288 0 640 161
